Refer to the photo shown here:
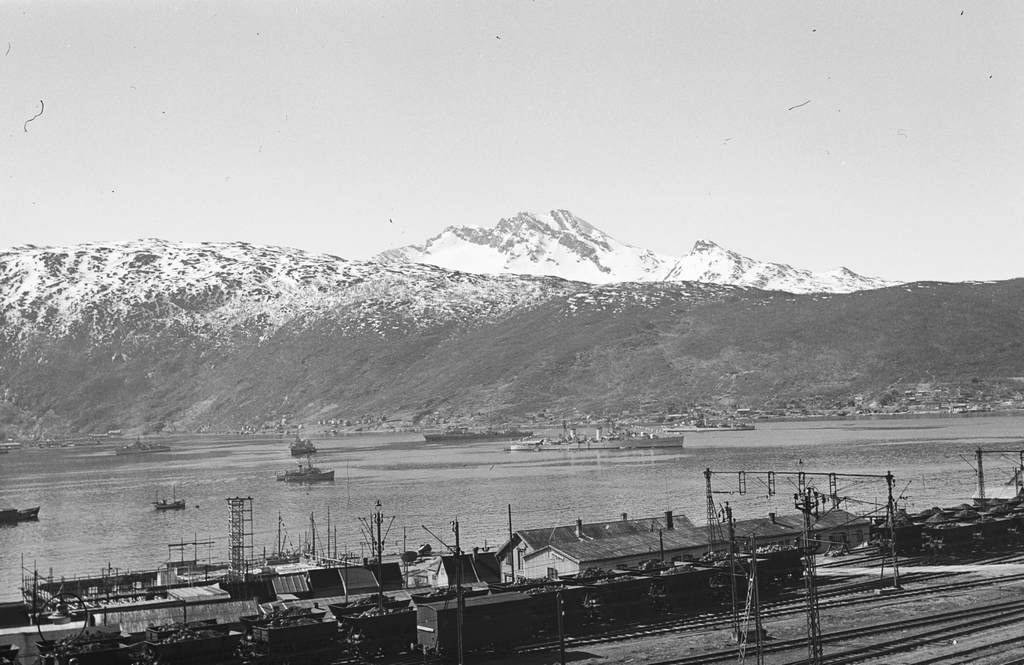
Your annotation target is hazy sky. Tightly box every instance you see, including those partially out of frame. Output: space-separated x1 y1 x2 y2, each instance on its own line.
1 1 1021 282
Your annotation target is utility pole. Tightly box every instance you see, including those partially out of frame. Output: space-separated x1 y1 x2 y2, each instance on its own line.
725 503 739 642
749 532 765 663
556 589 566 665
310 512 317 562
507 504 516 582
795 488 823 665
374 500 384 611
736 534 765 665
452 518 464 665
704 468 724 554
976 447 985 506
359 501 395 611
884 472 900 589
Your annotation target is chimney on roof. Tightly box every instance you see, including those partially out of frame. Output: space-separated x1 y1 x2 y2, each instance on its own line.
575 518 583 539
665 510 674 530
621 512 628 521
769 512 776 524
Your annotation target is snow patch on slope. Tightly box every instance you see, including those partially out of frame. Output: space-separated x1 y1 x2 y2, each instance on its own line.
0 240 575 347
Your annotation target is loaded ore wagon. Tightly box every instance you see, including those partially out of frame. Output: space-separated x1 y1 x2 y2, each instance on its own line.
489 580 587 634
416 592 538 657
577 574 658 623
336 604 417 659
35 632 132 665
143 620 243 665
523 584 588 634
755 548 804 589
238 608 338 665
642 567 716 613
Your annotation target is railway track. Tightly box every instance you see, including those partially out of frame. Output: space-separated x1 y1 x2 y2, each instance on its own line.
640 596 1024 665
516 568 1024 659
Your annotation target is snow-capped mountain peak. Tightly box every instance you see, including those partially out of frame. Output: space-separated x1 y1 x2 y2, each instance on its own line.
377 210 895 293
377 210 666 283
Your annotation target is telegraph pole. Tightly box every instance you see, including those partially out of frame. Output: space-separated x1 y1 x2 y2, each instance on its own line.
749 535 765 665
359 501 395 612
374 500 384 611
507 503 515 581
452 518 464 665
795 488 823 665
556 589 566 665
725 503 739 642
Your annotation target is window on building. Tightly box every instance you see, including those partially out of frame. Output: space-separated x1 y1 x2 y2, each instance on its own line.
547 567 558 579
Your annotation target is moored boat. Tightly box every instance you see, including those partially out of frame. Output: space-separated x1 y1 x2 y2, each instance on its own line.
153 486 186 510
16 506 40 521
526 425 685 451
664 419 755 433
277 457 335 483
115 438 172 455
289 436 317 456
153 498 186 511
506 438 546 452
424 427 534 443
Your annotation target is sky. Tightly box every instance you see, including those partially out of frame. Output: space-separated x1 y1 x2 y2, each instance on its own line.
1 1 1021 283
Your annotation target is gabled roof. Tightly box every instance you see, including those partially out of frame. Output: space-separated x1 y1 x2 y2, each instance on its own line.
371 562 404 590
531 527 708 565
340 567 379 595
504 509 869 564
308 568 344 598
499 513 696 559
437 552 502 585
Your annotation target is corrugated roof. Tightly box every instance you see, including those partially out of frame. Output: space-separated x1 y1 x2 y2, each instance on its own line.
167 585 232 602
538 527 708 564
509 508 868 564
92 599 257 635
514 514 696 553
272 573 310 596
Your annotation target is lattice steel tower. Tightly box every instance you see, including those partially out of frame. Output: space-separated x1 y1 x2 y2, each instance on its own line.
227 497 254 576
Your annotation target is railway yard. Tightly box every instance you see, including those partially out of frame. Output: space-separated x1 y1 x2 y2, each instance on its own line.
497 551 1024 665
7 548 1024 665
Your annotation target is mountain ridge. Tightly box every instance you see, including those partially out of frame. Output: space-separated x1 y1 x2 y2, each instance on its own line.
2 239 1021 438
377 209 894 293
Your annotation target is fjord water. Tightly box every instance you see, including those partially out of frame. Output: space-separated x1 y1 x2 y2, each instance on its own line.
1 414 1022 601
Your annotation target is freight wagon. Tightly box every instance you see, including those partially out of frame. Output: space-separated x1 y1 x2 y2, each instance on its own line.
641 567 716 613
36 632 132 665
416 592 538 658
336 606 417 659
237 608 337 665
143 620 243 665
578 574 659 622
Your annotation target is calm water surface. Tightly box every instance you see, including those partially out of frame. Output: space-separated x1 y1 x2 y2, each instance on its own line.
2 414 1023 601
